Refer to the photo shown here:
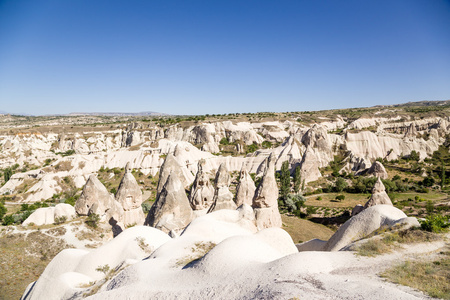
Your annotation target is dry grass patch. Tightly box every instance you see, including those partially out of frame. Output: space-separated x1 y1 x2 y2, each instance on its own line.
0 230 71 300
281 214 335 243
356 228 442 257
381 249 450 299
175 241 217 267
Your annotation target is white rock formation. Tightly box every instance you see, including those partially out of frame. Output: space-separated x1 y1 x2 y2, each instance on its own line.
364 177 393 208
114 164 145 226
75 174 114 216
235 167 256 207
367 161 389 179
145 172 194 234
22 203 76 226
252 153 282 230
208 163 237 212
189 160 214 210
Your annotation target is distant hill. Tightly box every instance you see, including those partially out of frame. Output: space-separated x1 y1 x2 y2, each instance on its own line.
67 111 169 117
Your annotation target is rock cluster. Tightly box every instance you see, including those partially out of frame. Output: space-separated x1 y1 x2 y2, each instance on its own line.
364 177 393 208
252 153 282 230
75 174 115 217
208 163 237 212
145 172 194 234
114 163 145 227
189 159 214 210
235 167 256 207
367 161 388 179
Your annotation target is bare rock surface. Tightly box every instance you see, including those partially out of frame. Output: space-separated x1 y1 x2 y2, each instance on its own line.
145 172 194 234
364 177 393 208
75 174 114 216
367 161 388 179
324 205 407 251
235 167 256 207
252 153 282 230
208 163 237 212
115 163 143 211
189 160 214 210
156 153 191 196
22 203 76 226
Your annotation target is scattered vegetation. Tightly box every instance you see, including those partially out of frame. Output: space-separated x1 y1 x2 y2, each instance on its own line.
382 250 450 299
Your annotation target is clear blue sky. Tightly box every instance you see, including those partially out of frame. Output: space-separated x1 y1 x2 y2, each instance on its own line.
0 0 449 115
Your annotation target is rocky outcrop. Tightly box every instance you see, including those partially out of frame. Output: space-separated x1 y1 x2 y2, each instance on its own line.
156 153 190 197
298 147 322 184
367 161 388 179
323 205 411 251
208 164 237 212
364 177 393 208
22 203 76 226
75 174 114 216
189 160 214 210
252 153 282 230
145 172 194 234
235 167 256 207
301 124 333 167
115 163 145 226
404 123 417 137
341 152 371 174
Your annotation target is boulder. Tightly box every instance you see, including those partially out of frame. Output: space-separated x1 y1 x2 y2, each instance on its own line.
324 205 408 251
364 177 393 208
23 204 76 226
145 172 194 234
75 174 114 216
235 167 256 207
367 161 388 179
252 153 282 230
351 204 364 216
208 164 237 212
189 159 214 210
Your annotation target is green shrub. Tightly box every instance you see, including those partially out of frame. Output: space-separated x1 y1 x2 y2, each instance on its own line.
85 213 100 228
419 215 450 233
0 202 7 221
2 214 14 225
336 194 345 201
141 202 152 213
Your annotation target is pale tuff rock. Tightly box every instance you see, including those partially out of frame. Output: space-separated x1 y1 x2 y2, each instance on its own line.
145 172 194 234
235 167 256 207
253 154 278 208
189 159 214 210
208 163 237 212
364 177 393 208
75 174 114 216
22 203 76 226
367 161 389 179
341 152 371 174
404 122 417 137
301 124 333 167
275 135 303 170
351 204 364 217
298 147 322 184
156 153 191 197
252 153 282 230
323 205 408 251
115 163 143 210
114 163 145 226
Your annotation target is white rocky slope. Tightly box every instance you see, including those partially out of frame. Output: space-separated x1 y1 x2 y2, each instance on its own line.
2 115 449 203
22 206 434 300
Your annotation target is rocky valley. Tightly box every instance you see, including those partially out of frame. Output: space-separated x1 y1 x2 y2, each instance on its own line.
0 101 449 300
